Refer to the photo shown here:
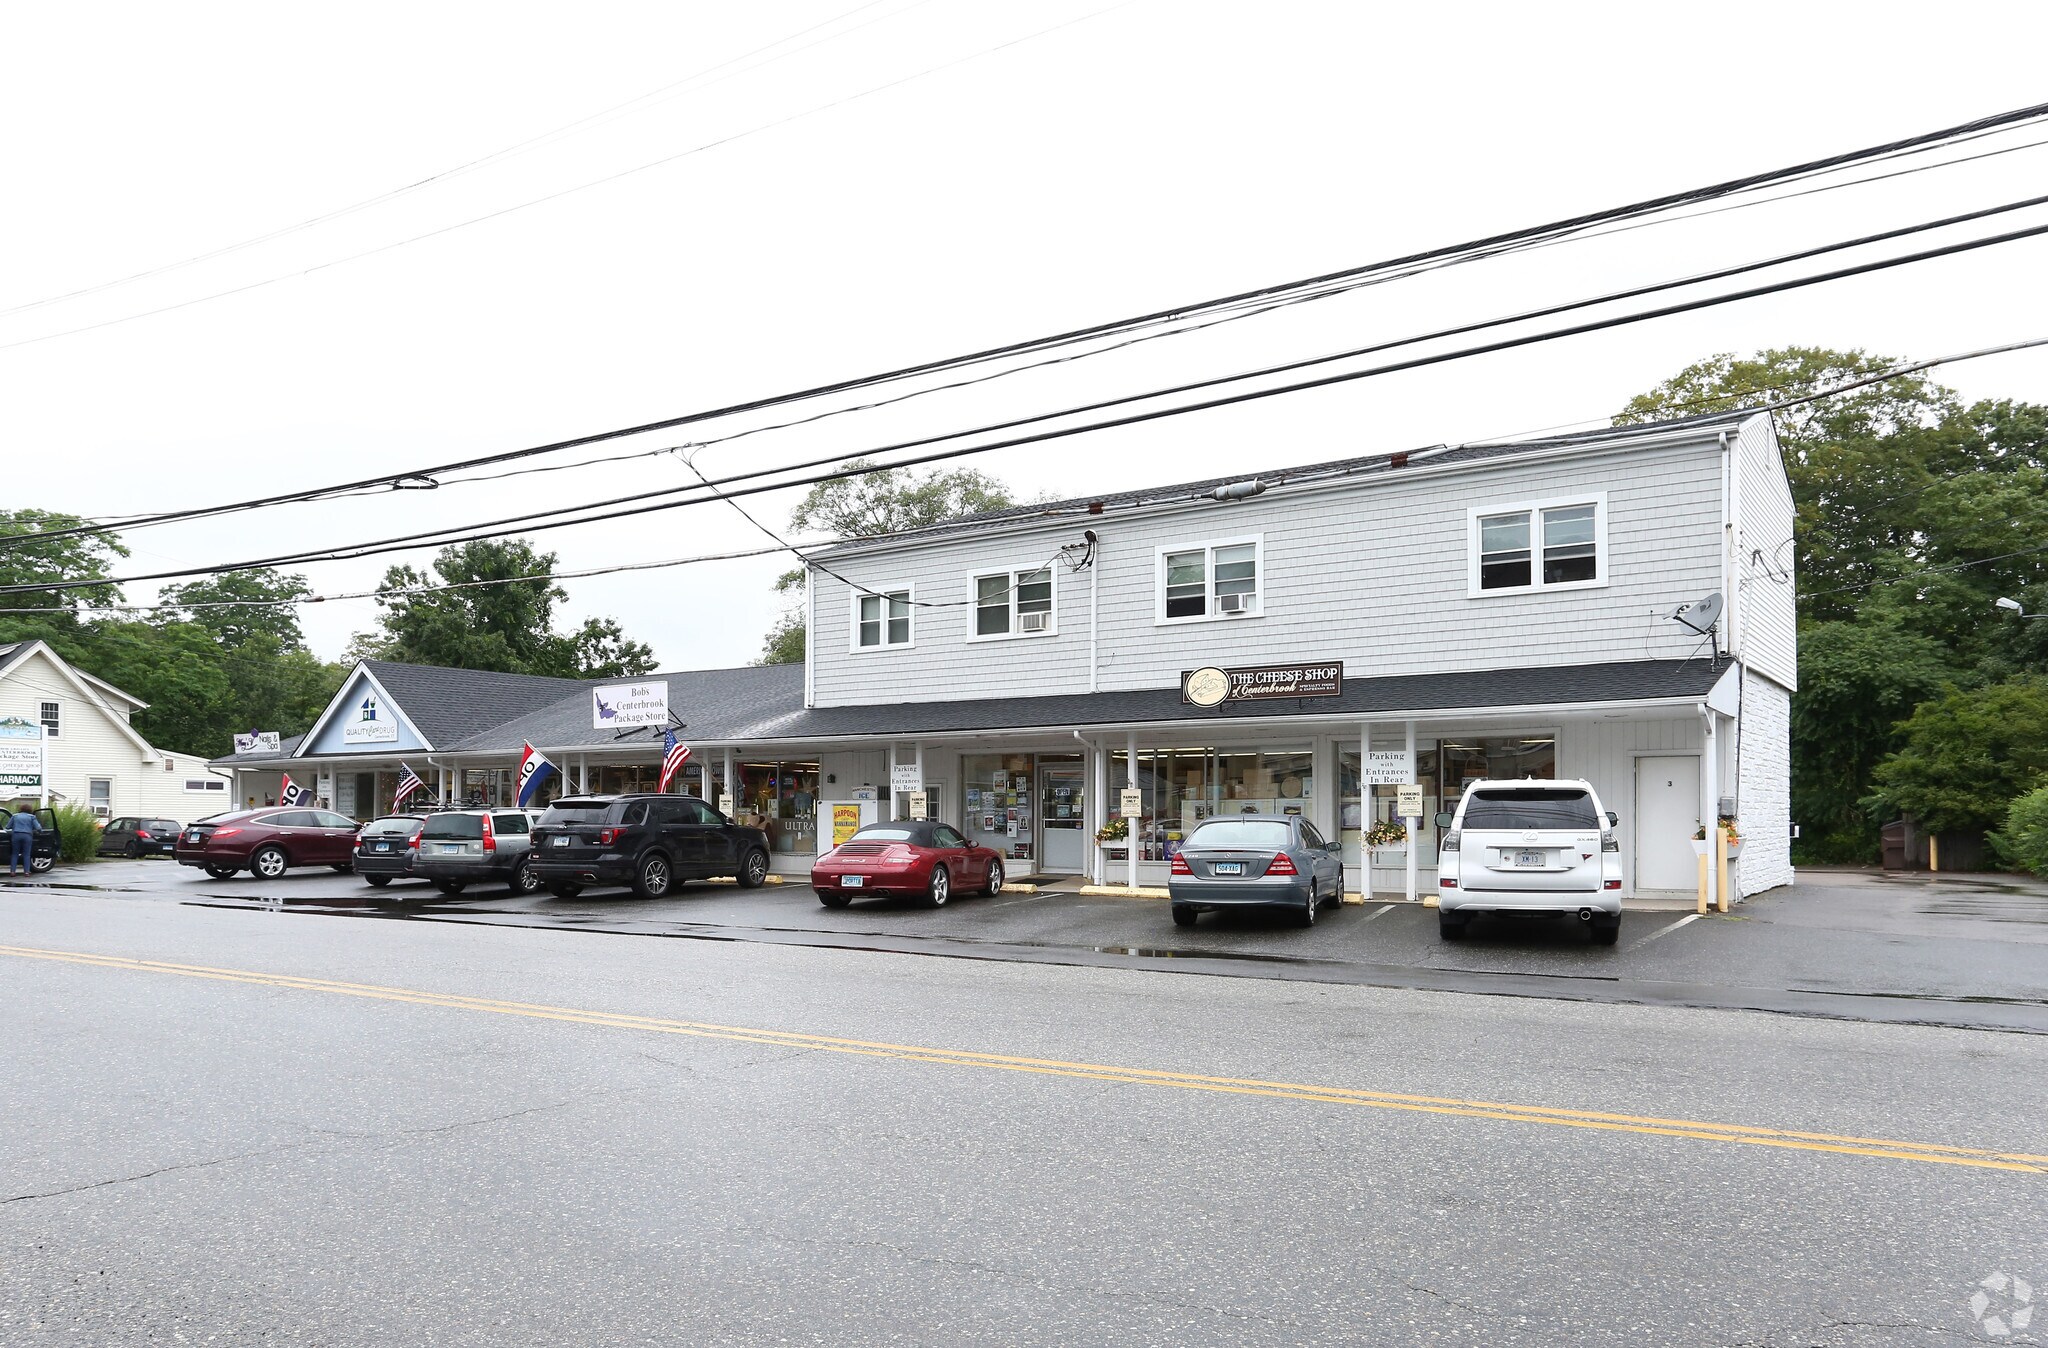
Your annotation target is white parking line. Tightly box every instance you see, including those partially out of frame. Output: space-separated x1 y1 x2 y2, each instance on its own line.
1359 904 1398 923
1629 912 1701 949
988 892 1047 908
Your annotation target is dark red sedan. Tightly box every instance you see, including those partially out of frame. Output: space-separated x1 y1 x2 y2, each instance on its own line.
174 808 362 880
811 821 1006 908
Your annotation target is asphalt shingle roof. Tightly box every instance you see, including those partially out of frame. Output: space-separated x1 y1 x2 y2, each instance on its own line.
359 659 589 748
440 664 805 753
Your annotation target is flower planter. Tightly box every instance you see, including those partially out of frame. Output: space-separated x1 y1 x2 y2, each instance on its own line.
1105 848 1128 862
1725 840 1744 861
1689 839 1710 857
1370 846 1409 865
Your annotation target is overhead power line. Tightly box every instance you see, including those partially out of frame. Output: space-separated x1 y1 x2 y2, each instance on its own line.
11 96 2048 551
0 0 913 319
0 1 1134 357
15 218 2048 598
5 336 2045 618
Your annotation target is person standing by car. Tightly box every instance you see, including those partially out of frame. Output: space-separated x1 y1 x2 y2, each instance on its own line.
8 806 41 876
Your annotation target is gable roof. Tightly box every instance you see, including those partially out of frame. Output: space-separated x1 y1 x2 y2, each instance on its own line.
440 664 805 753
358 659 589 748
0 639 161 757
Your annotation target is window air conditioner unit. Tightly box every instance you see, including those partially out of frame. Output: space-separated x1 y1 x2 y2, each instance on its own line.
1217 593 1253 615
1019 611 1051 633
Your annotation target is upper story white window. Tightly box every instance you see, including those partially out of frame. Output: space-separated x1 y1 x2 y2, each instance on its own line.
971 567 1055 640
1467 495 1607 596
852 587 913 650
1156 536 1262 624
38 701 60 738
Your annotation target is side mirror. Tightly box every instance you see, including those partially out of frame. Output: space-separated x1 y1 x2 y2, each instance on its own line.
1434 812 1454 830
1605 811 1619 827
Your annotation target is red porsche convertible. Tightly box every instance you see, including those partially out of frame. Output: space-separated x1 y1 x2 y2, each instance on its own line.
811 820 1007 908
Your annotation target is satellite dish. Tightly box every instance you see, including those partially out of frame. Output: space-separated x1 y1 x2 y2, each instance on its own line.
1671 592 1724 636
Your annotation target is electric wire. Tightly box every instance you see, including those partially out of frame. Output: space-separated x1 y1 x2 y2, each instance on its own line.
0 0 913 318
12 95 2048 549
14 221 2048 601
0 1 1135 357
32 198 2048 591
6 338 2044 616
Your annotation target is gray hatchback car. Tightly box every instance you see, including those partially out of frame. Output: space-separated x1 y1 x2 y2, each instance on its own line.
1168 814 1345 927
409 809 539 896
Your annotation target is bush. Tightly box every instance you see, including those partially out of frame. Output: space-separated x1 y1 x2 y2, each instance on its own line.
49 803 102 864
1990 786 2048 876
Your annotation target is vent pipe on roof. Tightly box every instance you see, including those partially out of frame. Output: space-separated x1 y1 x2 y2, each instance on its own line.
1209 479 1265 503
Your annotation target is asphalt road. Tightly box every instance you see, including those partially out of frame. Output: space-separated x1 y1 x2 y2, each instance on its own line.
25 858 2048 1033
3 887 2044 1346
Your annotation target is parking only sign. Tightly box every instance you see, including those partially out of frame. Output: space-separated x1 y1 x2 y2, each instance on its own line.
1119 787 1143 820
1396 784 1425 820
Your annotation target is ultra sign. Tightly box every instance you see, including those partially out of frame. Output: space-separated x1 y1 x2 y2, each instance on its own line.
1181 661 1343 707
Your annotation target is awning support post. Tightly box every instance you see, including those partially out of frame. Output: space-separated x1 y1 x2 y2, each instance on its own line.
1360 722 1373 904
1126 731 1139 891
1405 719 1418 904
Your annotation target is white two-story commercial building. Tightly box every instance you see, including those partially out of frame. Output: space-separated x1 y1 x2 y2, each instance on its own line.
216 409 1795 904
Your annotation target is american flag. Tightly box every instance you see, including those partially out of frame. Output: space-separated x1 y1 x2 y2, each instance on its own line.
659 729 692 793
392 763 425 811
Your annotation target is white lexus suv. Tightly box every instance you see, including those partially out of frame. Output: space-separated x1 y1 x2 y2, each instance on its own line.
1435 779 1623 944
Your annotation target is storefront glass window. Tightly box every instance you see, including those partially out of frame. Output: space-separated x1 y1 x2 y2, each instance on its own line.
1116 748 1312 862
962 753 1035 862
1338 744 1439 871
738 761 818 854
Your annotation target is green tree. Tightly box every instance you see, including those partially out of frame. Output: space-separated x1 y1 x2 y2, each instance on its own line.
0 509 128 644
1868 677 2048 835
758 462 1019 659
358 539 655 678
161 569 312 651
1789 620 1956 860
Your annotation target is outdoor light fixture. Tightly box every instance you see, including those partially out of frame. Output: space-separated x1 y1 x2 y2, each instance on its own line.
1994 596 2045 618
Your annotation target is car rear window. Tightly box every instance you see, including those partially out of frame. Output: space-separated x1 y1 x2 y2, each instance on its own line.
1462 789 1598 831
361 817 418 836
853 826 923 842
538 801 613 826
1188 820 1293 849
147 820 180 832
419 815 484 840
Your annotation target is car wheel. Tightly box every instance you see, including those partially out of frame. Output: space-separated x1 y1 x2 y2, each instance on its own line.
1170 904 1198 928
363 874 391 888
927 866 950 908
818 890 853 909
1590 917 1621 946
123 841 141 860
633 851 673 899
1298 885 1317 926
984 860 1005 897
431 878 466 895
511 858 542 895
546 882 583 899
250 846 288 880
735 848 769 889
29 854 55 874
1438 912 1467 940
204 863 238 880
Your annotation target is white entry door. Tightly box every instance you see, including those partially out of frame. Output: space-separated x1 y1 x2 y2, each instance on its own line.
1634 756 1700 891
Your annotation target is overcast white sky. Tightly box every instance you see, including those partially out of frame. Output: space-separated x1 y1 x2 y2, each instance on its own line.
7 0 2048 669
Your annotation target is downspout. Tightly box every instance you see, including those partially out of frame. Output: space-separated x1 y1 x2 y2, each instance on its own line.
1087 530 1100 694
1717 430 1733 660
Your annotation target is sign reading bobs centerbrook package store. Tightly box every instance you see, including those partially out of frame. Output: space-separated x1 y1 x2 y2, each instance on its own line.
591 680 669 729
1181 661 1343 708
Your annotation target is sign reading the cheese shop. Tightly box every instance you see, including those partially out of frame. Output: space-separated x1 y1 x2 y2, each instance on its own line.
1181 661 1343 708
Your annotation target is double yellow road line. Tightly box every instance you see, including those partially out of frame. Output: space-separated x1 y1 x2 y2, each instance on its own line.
5 941 2041 1174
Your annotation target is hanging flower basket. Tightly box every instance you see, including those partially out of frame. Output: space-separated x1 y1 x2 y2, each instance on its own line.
1094 817 1129 845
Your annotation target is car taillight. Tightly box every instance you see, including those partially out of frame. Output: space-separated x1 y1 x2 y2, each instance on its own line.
1265 854 1297 876
481 816 496 853
135 830 152 841
1601 834 1619 853
1441 830 1460 853
211 827 242 840
406 832 420 850
1169 853 1192 874
1441 877 1458 888
598 827 621 845
1604 880 1622 890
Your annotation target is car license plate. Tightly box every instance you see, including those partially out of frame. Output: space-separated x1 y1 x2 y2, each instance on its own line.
440 844 461 854
187 832 201 843
376 842 391 852
551 835 570 848
1516 850 1542 867
1213 862 1243 875
842 875 866 887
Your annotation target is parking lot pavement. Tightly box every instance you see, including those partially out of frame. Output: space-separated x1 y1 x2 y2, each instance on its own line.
17 858 2047 1032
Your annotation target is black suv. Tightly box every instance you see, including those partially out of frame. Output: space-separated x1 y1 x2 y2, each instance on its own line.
528 794 771 899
